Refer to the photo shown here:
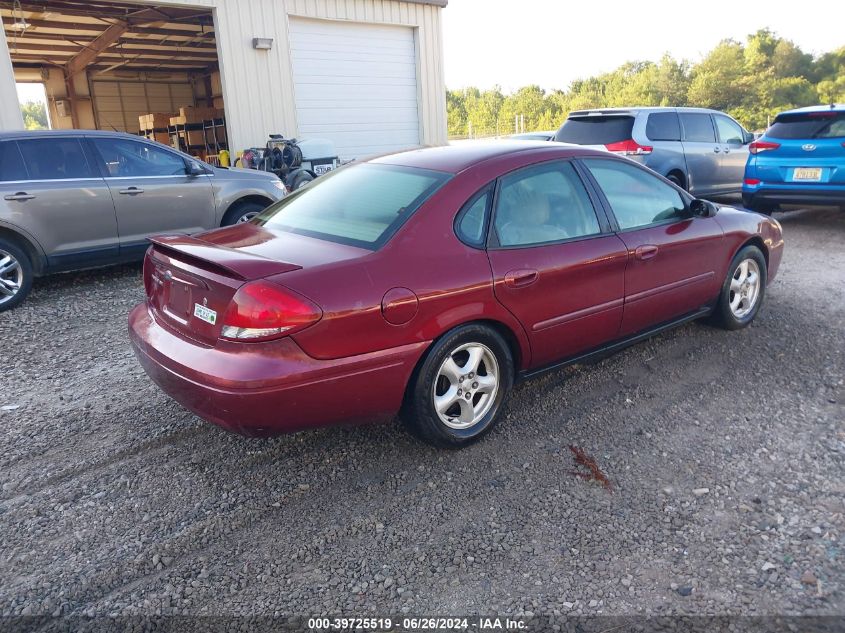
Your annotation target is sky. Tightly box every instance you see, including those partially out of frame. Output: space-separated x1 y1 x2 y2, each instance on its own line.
442 0 845 92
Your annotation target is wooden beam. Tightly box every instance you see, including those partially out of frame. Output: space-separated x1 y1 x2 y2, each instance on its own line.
65 20 128 78
11 53 216 68
8 41 218 59
0 16 214 37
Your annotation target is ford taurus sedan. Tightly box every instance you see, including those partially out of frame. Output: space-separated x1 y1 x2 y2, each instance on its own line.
129 142 784 447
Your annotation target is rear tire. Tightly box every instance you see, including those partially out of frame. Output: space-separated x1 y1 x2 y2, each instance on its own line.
403 324 513 448
666 172 686 190
0 237 34 312
711 245 767 330
221 200 268 226
290 171 314 190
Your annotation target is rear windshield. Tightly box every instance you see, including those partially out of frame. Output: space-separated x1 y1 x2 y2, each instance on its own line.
767 113 845 139
255 163 450 249
554 115 634 145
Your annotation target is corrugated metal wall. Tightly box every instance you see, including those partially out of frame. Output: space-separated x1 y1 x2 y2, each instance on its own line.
0 18 24 129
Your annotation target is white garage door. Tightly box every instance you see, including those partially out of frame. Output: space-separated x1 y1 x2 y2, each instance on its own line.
288 18 420 161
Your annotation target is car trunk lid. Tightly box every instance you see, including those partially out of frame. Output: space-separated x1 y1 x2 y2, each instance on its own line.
145 234 302 345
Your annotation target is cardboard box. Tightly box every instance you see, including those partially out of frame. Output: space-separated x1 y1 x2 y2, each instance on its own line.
179 106 217 123
212 97 224 110
186 129 205 147
151 132 170 145
169 115 186 126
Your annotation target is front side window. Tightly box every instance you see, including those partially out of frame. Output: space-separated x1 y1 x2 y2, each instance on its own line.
92 138 188 177
714 115 745 145
493 161 601 247
0 142 27 182
257 163 449 249
584 158 687 230
16 138 95 180
680 113 716 143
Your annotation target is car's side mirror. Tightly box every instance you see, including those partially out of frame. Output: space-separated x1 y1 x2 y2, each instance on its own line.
743 130 755 145
186 161 208 176
690 198 718 218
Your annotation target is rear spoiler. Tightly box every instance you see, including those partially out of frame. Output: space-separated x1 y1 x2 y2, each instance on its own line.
148 234 301 280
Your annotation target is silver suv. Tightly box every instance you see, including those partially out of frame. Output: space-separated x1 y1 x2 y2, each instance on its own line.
0 130 286 311
554 107 754 195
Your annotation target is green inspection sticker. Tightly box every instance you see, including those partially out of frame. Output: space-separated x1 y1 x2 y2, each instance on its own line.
193 303 217 325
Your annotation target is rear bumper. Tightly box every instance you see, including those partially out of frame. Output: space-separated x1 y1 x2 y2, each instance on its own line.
129 303 428 437
743 184 845 207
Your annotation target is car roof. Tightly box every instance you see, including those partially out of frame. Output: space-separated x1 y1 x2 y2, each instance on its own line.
776 104 845 116
370 141 599 174
567 106 718 116
0 129 143 141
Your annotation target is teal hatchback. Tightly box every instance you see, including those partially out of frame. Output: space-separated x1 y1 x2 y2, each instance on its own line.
742 104 845 214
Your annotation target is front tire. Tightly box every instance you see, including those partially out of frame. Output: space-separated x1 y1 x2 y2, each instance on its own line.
0 238 33 312
221 200 268 226
403 324 514 447
711 245 767 330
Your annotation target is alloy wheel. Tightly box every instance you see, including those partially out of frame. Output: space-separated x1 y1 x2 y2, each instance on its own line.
237 211 259 223
0 249 23 306
729 258 761 319
433 342 499 429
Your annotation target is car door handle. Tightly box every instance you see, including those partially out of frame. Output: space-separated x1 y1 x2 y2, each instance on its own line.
634 245 659 261
713 146 721 153
119 187 144 195
3 192 35 201
504 269 539 288
723 146 731 154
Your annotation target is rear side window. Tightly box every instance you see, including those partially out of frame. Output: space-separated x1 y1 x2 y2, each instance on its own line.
680 113 716 143
555 116 635 145
645 112 681 141
767 113 845 139
455 188 491 247
258 163 450 249
0 142 27 182
16 138 95 180
584 158 686 230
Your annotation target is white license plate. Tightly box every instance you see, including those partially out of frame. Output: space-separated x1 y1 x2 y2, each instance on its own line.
193 303 217 325
793 167 822 181
314 164 334 175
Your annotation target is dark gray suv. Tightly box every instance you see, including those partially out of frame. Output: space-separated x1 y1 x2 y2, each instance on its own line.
0 130 286 311
554 107 755 196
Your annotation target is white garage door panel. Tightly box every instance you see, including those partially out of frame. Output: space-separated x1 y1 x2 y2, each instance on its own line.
289 18 420 160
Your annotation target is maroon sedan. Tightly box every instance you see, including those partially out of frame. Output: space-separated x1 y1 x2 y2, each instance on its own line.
129 142 783 446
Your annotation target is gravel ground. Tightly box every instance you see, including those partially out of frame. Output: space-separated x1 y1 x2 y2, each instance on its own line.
0 206 843 622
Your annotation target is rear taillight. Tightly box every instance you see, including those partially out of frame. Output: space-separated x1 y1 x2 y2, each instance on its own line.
221 280 322 341
749 140 781 155
605 139 653 155
744 178 761 186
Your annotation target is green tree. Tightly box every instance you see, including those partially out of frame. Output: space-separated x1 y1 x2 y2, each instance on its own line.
20 100 48 130
445 31 840 138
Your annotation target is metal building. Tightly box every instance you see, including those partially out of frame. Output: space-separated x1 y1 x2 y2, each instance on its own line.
0 0 448 160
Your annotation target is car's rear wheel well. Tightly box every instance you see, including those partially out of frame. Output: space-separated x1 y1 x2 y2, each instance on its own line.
0 228 44 275
400 319 523 412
